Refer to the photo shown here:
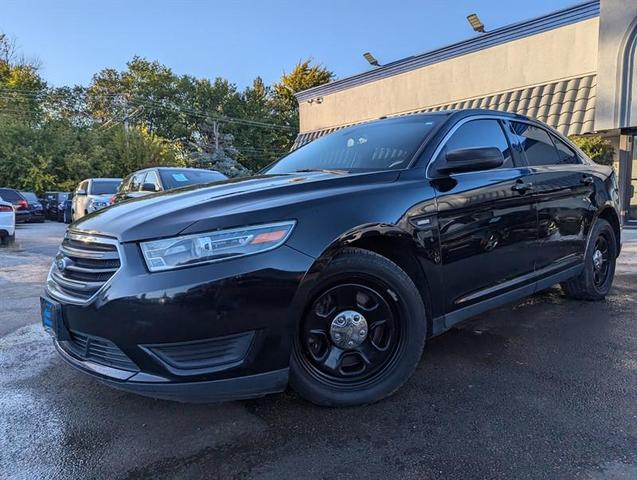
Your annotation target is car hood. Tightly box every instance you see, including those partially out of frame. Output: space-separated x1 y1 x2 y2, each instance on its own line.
72 171 400 242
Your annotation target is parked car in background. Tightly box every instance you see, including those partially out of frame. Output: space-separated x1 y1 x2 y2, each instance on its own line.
62 194 73 224
112 167 226 204
41 110 621 407
43 192 70 221
0 197 16 245
0 188 32 223
19 191 45 223
71 178 121 221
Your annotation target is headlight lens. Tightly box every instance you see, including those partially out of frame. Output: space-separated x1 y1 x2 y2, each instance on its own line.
90 201 108 209
140 221 296 272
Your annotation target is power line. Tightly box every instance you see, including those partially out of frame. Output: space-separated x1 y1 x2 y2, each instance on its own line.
0 88 296 131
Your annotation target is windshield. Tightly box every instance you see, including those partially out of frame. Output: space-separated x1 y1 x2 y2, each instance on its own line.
20 191 38 202
159 169 227 190
265 115 442 174
90 180 121 195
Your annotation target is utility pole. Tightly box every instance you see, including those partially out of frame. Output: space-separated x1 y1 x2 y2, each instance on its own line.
212 120 220 152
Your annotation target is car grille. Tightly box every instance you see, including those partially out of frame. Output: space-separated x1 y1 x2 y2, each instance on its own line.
47 231 121 304
63 330 138 372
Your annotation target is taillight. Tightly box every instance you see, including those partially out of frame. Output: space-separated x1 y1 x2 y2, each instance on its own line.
17 200 28 210
0 205 13 213
109 195 116 205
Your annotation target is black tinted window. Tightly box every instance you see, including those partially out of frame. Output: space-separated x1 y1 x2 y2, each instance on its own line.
439 119 513 168
159 169 227 190
266 116 442 174
511 122 559 166
552 136 580 164
0 189 20 202
90 180 120 195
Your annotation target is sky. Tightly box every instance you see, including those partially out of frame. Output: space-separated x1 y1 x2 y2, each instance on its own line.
2 0 581 89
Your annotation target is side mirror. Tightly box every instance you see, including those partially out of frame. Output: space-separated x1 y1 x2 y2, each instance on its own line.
76 189 87 196
437 147 505 175
141 183 158 193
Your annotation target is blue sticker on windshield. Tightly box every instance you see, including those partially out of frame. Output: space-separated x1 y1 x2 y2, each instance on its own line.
172 173 189 182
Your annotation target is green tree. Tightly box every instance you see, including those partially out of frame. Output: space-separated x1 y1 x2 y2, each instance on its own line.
569 135 615 166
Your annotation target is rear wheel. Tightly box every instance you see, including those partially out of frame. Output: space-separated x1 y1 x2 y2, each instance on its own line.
561 218 617 300
1 233 15 246
290 248 426 407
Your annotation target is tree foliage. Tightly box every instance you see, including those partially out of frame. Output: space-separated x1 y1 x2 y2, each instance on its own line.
569 135 615 167
0 33 334 192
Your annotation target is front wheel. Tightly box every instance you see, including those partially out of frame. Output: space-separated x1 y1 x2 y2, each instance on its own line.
561 218 617 300
290 248 427 407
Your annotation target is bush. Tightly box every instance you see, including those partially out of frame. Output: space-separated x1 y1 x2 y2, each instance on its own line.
569 135 615 166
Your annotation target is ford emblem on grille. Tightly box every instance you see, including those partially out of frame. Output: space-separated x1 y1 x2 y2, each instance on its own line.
56 256 67 272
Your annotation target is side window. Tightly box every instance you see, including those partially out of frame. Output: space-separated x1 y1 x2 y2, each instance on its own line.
510 122 560 166
552 136 580 165
144 170 161 190
438 119 514 168
129 173 145 192
120 175 133 193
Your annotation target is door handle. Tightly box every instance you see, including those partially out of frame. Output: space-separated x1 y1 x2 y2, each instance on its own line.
511 181 534 193
580 175 594 185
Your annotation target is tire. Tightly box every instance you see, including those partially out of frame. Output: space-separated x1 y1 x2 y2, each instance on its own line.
1 233 15 246
561 218 617 301
290 247 427 407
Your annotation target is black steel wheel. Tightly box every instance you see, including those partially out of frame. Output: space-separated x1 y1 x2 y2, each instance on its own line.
299 282 402 385
562 218 617 300
591 234 611 287
290 248 427 407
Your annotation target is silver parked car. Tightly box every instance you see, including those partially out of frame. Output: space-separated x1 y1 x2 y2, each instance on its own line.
71 178 121 222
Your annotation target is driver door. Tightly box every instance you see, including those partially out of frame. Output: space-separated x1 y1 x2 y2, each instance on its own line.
432 118 537 318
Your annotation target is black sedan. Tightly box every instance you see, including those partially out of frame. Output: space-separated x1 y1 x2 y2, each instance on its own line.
41 110 621 407
19 191 45 222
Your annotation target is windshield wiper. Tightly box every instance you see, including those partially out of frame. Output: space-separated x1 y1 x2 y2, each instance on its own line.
294 168 348 175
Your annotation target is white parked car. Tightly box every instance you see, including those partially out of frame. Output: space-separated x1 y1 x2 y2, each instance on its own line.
72 178 121 222
0 197 16 246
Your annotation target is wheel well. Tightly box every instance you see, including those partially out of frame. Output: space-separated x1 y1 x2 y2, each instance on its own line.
346 235 433 334
597 207 621 255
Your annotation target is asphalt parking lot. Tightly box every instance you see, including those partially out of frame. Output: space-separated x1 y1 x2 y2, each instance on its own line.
1 221 636 480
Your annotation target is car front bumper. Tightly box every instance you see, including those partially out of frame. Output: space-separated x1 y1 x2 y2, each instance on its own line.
54 341 289 402
47 243 316 402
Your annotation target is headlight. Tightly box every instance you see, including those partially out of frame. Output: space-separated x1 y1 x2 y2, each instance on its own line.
140 221 296 272
90 201 108 210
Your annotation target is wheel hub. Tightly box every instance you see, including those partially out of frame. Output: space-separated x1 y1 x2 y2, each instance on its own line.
593 249 604 270
329 310 368 349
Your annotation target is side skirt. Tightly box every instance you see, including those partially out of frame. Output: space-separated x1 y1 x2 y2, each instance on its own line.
431 264 584 336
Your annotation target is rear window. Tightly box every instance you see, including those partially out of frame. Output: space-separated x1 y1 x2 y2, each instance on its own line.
0 189 20 202
90 180 121 195
159 169 227 190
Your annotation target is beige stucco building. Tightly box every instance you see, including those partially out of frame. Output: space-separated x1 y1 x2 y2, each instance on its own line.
294 0 637 225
